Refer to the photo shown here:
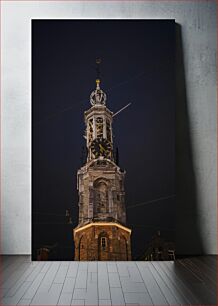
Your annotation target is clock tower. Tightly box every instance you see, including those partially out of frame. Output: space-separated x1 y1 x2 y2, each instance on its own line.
73 67 131 261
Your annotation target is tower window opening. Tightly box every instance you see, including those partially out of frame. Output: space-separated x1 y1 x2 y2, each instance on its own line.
106 119 111 142
119 181 122 190
101 237 107 250
96 117 103 138
88 119 94 144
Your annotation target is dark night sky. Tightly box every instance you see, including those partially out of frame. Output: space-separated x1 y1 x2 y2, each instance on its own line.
32 20 175 260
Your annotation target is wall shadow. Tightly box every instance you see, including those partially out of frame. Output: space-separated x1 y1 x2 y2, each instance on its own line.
175 24 204 255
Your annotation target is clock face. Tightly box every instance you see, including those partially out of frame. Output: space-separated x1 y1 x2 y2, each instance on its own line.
90 138 112 158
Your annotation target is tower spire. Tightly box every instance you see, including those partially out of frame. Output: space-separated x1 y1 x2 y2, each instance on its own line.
96 58 101 78
96 58 101 90
90 58 107 106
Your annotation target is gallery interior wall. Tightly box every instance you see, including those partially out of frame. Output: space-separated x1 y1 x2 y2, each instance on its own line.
1 1 217 255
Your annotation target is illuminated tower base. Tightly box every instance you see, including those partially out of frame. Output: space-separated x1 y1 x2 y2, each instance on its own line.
74 222 131 261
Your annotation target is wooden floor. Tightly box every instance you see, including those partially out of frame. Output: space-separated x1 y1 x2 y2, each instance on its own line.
0 256 216 305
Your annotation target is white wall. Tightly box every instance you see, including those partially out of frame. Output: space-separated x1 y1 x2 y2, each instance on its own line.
1 1 216 254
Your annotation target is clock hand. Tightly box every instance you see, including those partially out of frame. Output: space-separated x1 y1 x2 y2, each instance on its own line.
99 144 105 153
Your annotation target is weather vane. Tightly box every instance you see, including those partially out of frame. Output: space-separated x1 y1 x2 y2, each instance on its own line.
96 57 101 80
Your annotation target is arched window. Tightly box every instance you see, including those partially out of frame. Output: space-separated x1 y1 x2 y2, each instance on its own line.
98 232 110 260
94 180 109 215
101 237 107 250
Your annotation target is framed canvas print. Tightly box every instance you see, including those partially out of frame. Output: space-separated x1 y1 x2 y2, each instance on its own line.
32 20 175 261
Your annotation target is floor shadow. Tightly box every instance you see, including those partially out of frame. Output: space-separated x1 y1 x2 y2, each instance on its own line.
175 24 205 255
